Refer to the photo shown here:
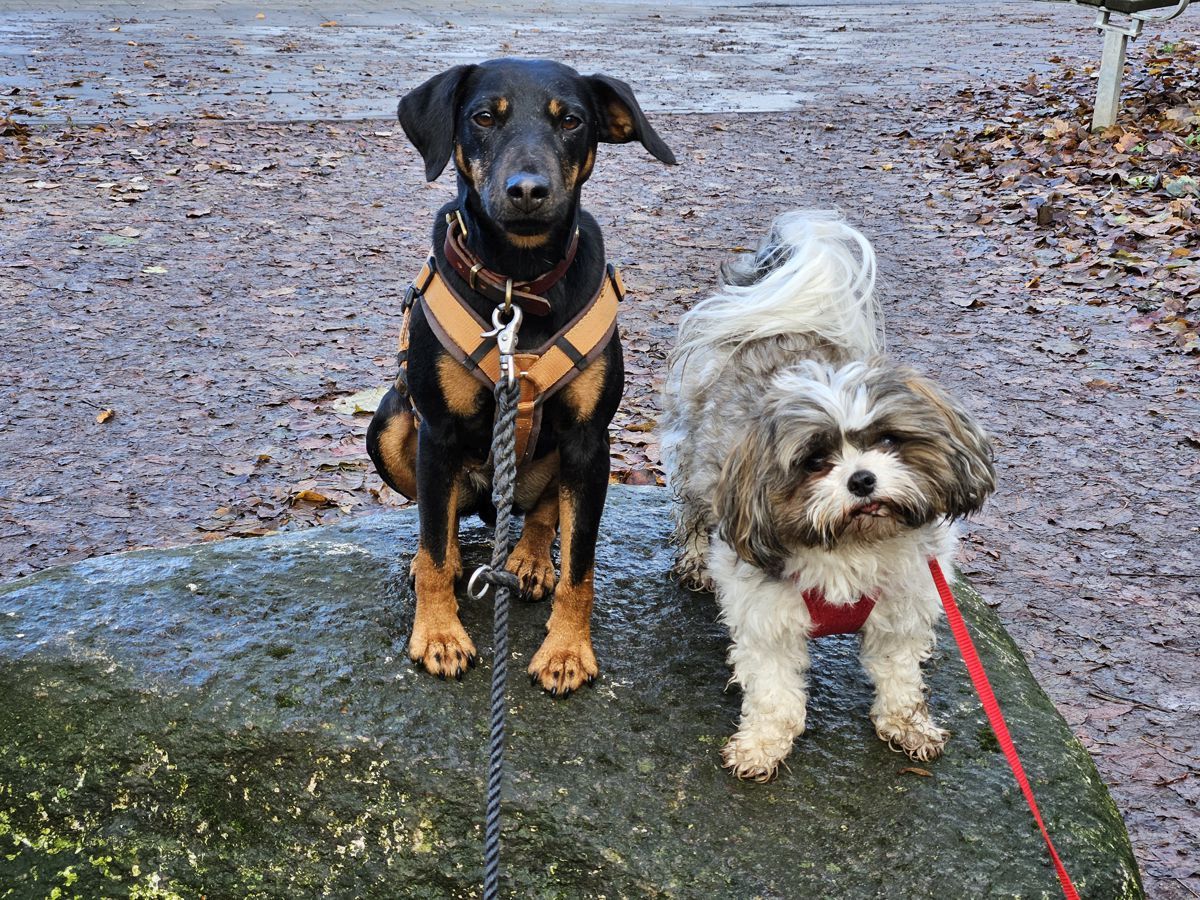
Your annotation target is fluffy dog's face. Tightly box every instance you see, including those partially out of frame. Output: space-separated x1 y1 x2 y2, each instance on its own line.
714 361 996 575
397 58 675 248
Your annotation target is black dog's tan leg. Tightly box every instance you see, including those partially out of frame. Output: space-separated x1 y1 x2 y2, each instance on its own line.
528 426 608 695
410 546 473 679
528 487 599 695
409 441 475 678
506 482 559 601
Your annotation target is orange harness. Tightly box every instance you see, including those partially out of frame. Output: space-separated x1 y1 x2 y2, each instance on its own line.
396 255 623 467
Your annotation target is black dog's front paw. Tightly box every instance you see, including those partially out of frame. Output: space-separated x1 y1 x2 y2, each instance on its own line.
528 630 598 696
410 618 477 680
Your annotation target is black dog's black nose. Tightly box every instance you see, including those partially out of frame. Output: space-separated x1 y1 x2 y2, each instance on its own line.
505 173 550 213
848 470 877 497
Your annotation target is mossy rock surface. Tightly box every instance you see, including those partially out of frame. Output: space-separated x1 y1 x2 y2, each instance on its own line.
0 487 1141 898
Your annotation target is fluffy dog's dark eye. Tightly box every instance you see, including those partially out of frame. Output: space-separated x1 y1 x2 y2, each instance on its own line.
561 115 582 131
876 434 902 450
472 111 495 127
802 453 828 473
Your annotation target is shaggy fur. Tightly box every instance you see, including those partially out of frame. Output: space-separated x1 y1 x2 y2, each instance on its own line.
661 210 996 780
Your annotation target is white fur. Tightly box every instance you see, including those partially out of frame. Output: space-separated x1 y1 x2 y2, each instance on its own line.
662 210 992 780
712 529 956 779
669 209 881 371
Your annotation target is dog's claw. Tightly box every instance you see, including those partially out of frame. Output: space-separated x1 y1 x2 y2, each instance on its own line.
504 547 557 603
672 552 715 594
721 723 800 781
409 622 477 680
528 632 598 697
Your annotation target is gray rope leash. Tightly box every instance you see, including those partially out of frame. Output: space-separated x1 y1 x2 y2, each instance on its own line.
466 304 525 900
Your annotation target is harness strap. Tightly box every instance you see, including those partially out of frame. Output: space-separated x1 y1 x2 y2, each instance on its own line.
801 588 876 638
394 260 434 408
399 257 622 467
484 266 621 392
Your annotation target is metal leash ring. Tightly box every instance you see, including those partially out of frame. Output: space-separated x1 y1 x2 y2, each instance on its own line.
467 565 493 601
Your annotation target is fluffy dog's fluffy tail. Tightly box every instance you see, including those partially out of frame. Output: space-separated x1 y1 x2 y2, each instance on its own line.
672 209 881 368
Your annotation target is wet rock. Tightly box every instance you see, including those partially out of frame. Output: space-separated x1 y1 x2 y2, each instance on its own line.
0 487 1142 897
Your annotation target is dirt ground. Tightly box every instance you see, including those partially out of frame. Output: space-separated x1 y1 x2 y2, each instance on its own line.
2 1 1197 895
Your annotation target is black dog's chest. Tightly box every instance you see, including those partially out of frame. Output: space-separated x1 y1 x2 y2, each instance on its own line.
402 217 622 466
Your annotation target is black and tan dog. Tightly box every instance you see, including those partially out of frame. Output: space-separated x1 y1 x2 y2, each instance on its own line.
367 59 675 695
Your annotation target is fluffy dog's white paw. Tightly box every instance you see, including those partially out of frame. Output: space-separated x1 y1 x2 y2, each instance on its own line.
673 551 714 593
874 706 949 761
721 724 800 782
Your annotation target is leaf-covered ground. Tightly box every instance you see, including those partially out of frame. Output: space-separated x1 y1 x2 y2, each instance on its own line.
894 39 1200 898
1 3 1198 895
924 39 1199 353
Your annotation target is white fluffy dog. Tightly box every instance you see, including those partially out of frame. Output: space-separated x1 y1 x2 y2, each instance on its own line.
661 210 996 781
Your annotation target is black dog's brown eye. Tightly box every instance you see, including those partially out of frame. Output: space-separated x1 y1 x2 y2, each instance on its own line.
472 111 495 127
561 115 582 131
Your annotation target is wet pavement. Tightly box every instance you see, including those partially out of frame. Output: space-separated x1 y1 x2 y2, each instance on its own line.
4 0 1098 123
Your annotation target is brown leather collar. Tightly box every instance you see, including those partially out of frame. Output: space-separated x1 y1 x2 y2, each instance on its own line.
442 210 578 317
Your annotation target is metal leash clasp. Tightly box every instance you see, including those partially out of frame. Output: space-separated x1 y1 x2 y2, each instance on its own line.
480 304 523 388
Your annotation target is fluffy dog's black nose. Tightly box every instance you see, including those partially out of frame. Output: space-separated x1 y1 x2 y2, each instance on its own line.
505 173 550 213
848 470 876 497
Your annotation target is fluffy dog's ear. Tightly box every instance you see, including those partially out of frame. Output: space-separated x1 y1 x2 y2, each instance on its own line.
905 374 997 519
586 74 677 165
397 65 476 182
713 427 789 577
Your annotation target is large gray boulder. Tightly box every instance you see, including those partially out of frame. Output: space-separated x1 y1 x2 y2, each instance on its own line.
0 487 1141 898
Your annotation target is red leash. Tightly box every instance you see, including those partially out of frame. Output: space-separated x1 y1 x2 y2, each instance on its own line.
928 559 1080 900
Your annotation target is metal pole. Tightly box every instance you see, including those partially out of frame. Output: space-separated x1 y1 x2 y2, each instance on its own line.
1092 25 1128 131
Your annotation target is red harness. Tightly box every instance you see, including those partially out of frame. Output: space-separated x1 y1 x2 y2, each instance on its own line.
800 587 877 638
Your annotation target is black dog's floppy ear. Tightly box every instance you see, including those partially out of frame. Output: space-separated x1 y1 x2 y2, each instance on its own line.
397 65 476 182
587 74 677 165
